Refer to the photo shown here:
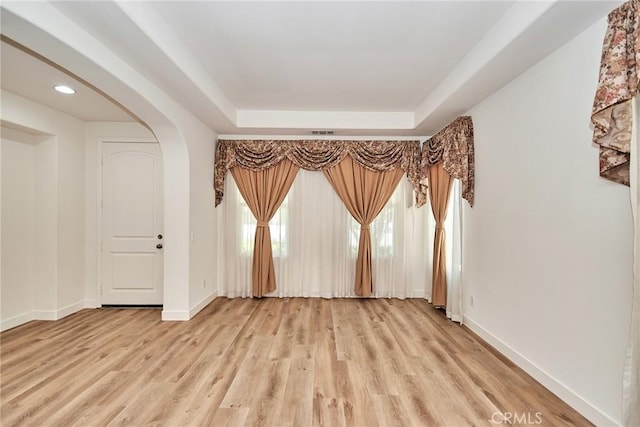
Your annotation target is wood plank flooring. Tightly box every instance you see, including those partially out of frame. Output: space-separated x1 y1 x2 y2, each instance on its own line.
1 298 591 426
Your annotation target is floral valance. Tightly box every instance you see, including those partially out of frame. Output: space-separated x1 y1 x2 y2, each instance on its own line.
591 0 640 186
422 116 475 206
214 139 426 207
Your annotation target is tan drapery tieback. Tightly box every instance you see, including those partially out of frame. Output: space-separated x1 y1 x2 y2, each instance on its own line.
360 224 370 230
256 221 269 227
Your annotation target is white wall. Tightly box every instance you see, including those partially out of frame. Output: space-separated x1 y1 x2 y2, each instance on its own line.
0 90 87 328
464 19 632 425
187 128 218 316
57 119 86 312
1 137 36 328
34 137 58 316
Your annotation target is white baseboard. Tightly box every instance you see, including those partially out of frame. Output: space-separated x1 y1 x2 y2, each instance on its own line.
84 299 98 309
1 311 36 332
189 291 218 318
2 300 96 332
31 310 57 321
33 301 87 321
56 301 86 319
463 315 620 427
162 310 190 321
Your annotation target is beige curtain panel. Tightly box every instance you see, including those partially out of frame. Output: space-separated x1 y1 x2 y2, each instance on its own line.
324 156 404 297
230 159 299 297
421 116 474 309
422 116 475 207
427 162 454 307
214 139 425 208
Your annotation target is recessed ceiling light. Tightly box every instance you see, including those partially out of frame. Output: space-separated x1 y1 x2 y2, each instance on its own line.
53 85 76 94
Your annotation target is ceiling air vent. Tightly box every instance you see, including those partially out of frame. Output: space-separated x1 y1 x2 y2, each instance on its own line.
311 130 334 135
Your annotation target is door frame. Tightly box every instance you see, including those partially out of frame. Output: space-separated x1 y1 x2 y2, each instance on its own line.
95 137 160 307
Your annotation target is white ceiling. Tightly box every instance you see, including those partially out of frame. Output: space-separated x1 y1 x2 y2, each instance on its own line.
1 40 135 122
153 1 511 111
0 1 622 136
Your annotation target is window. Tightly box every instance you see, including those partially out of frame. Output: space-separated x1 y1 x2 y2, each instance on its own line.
237 187 289 257
221 170 432 298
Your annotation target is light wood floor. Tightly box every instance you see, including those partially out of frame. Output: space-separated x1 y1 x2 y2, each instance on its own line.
1 298 591 426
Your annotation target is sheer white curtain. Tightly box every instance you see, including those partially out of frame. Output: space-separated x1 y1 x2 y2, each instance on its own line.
445 180 463 322
217 168 433 298
625 96 640 426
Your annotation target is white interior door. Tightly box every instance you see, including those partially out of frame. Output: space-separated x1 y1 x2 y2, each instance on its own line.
101 142 163 305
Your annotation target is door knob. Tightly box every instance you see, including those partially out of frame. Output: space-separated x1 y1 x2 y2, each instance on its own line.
156 243 163 249
157 234 163 239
